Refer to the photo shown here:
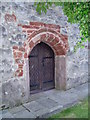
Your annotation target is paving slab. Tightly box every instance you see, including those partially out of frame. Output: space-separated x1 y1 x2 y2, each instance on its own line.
45 91 78 105
36 97 59 109
23 101 45 112
0 111 2 120
8 105 26 114
32 107 50 118
2 110 14 118
13 109 35 118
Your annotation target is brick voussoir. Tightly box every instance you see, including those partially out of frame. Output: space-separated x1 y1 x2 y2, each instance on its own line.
19 47 25 52
29 41 34 48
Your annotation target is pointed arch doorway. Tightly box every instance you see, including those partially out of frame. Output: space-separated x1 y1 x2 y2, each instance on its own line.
29 42 55 94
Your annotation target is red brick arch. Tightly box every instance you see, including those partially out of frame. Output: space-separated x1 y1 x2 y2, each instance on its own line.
24 28 68 57
13 22 68 77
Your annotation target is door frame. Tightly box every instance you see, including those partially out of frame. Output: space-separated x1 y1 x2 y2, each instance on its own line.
24 43 66 99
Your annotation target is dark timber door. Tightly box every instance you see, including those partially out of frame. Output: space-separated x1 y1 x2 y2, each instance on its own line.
29 42 55 94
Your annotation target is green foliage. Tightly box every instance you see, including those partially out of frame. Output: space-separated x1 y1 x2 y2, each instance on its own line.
62 2 89 51
34 2 89 51
34 2 53 15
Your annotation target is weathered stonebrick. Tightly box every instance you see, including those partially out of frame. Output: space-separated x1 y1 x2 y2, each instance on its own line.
22 25 32 28
24 53 28 58
19 47 25 52
13 46 18 50
29 25 39 29
15 59 24 64
56 49 65 55
40 34 47 40
50 37 59 45
15 69 20 76
45 23 60 30
27 30 35 33
50 40 57 46
49 34 55 40
30 21 45 26
54 43 63 51
15 69 23 77
18 70 23 77
24 42 26 47
18 64 23 69
29 41 34 48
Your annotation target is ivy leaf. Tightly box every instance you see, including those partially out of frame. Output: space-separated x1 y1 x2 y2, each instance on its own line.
81 37 84 42
36 3 41 14
81 45 85 48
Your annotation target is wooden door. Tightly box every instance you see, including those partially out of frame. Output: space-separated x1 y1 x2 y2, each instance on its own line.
29 42 55 94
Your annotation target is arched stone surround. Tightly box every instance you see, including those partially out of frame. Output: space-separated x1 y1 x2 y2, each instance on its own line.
12 22 68 97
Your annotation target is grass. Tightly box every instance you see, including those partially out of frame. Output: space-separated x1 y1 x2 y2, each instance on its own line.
49 97 88 119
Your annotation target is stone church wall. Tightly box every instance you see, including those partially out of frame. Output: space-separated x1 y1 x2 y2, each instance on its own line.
0 2 88 108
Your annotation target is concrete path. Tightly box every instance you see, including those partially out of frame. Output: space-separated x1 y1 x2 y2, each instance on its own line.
0 82 88 119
